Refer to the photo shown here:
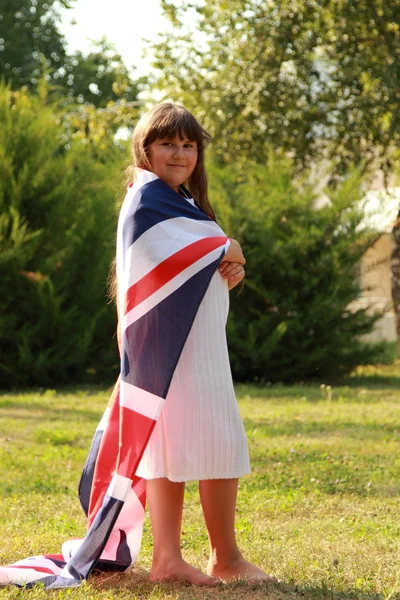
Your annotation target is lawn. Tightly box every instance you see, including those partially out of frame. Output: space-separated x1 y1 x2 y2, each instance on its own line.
0 363 400 599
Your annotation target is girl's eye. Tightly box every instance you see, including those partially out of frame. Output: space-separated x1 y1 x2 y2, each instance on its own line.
159 141 196 148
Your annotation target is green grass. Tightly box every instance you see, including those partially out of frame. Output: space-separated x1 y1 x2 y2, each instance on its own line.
1 364 400 599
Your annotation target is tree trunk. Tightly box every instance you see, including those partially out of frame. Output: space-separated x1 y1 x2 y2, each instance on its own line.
391 211 400 356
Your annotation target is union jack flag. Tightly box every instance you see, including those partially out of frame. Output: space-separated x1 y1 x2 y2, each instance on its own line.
0 169 230 589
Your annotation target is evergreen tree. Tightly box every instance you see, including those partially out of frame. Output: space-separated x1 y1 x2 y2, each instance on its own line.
0 83 123 387
208 159 385 381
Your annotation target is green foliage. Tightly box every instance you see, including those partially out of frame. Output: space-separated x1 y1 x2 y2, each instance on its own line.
153 0 400 369
64 38 143 108
0 0 71 89
0 1 144 106
209 157 383 382
153 0 400 177
0 84 123 387
358 341 399 366
0 88 386 387
0 80 390 386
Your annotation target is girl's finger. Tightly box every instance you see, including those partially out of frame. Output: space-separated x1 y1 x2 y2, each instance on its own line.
220 263 242 278
219 261 231 274
229 270 245 281
228 264 245 277
221 267 240 279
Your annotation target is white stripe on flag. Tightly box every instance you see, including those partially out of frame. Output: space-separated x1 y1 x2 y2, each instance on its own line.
0 567 53 585
121 216 225 290
62 539 83 561
96 406 111 432
122 245 224 331
0 556 64 585
107 473 133 501
3 556 61 569
120 380 165 421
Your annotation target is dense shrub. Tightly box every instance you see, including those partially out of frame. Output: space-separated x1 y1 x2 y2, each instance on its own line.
0 84 388 387
0 85 122 387
208 158 385 382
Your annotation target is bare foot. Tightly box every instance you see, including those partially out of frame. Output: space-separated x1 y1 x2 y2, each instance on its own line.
208 556 277 584
150 558 220 586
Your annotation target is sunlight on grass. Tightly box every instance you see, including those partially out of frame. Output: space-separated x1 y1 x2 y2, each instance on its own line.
0 365 400 599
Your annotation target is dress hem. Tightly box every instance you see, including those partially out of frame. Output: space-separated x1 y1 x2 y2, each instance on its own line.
136 468 251 483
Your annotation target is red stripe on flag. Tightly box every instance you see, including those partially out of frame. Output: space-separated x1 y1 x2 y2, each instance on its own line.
117 407 155 479
8 566 57 574
132 476 147 509
88 382 120 525
124 236 227 315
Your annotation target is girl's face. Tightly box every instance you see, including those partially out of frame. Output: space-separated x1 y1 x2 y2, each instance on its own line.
148 135 198 192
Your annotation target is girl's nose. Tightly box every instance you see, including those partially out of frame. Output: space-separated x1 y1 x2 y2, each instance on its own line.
173 145 184 158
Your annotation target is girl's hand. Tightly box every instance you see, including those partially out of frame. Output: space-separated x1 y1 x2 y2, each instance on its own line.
224 238 246 265
218 261 245 290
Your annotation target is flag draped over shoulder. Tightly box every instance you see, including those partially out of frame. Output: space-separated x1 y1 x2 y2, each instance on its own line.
0 169 230 589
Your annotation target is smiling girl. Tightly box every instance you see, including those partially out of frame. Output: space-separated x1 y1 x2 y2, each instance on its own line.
119 103 273 586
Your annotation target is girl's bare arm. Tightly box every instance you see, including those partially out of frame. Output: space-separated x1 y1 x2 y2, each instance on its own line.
224 238 246 265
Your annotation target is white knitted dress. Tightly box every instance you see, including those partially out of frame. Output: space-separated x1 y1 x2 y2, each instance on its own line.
135 200 250 482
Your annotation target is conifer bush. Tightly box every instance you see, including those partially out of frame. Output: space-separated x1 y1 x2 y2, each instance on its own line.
0 85 121 387
0 84 389 387
209 159 386 382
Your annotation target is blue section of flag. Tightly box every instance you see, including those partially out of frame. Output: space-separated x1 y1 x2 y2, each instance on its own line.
122 257 221 398
122 179 211 255
78 429 103 517
68 495 127 580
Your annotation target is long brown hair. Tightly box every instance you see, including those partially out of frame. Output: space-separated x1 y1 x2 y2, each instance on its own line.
108 103 215 304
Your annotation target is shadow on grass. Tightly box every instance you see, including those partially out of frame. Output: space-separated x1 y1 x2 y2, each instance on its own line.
90 568 386 599
0 404 102 423
237 385 400 403
337 374 400 390
0 383 114 396
242 417 400 441
236 362 400 400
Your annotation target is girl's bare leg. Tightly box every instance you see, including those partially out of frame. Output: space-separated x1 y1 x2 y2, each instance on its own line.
199 478 275 582
146 478 219 585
